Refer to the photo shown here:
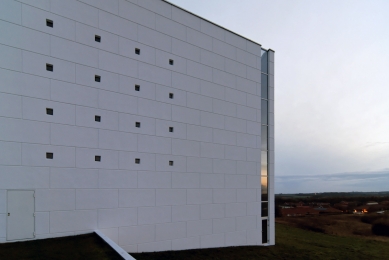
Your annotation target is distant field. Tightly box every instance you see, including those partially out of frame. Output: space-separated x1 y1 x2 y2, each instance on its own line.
132 222 389 260
277 214 389 242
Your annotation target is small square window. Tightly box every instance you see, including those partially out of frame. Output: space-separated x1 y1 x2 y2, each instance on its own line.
169 59 174 65
95 75 101 82
135 158 141 164
135 122 141 128
135 48 140 55
46 19 53 28
95 35 101 42
46 152 53 159
46 63 53 72
135 85 140 91
95 155 101 162
169 127 174 133
169 93 174 99
95 115 101 122
46 108 53 115
169 161 174 166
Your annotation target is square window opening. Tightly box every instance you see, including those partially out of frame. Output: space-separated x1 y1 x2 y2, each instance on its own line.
169 127 174 133
95 35 101 42
169 161 174 166
95 155 101 162
46 152 53 159
135 48 140 55
95 115 101 122
46 108 53 115
46 63 53 72
135 122 141 128
135 85 140 91
46 19 53 28
135 158 140 164
95 75 101 82
169 93 174 99
169 59 174 65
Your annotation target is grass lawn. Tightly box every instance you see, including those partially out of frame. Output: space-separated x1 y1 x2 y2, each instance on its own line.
132 223 389 260
0 233 123 260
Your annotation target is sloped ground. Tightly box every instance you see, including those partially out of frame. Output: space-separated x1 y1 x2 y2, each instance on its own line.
0 233 123 260
276 214 389 242
1 223 388 260
132 223 389 260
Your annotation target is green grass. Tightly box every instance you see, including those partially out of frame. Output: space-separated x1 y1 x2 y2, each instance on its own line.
132 223 389 260
0 233 123 260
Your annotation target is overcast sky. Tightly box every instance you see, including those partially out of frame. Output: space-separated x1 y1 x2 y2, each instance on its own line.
168 0 389 193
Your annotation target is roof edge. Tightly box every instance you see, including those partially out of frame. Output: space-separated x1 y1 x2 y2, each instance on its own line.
162 0 262 47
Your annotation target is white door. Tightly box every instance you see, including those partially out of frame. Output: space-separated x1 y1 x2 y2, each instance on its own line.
7 190 35 241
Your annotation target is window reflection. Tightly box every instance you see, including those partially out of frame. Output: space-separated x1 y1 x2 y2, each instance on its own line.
261 74 268 99
261 176 268 201
261 126 267 151
261 51 268 74
261 151 268 176
261 100 268 125
261 202 268 217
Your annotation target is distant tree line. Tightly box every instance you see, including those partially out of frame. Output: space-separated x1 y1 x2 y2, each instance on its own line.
276 196 389 207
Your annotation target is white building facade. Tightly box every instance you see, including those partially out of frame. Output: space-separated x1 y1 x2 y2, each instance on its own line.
0 0 275 252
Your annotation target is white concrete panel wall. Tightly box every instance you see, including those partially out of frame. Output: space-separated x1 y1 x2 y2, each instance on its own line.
0 0 273 251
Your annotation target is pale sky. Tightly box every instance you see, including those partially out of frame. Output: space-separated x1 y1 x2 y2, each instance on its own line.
168 0 389 193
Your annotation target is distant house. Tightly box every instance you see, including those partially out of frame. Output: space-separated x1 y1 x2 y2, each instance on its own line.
354 206 369 214
353 201 389 214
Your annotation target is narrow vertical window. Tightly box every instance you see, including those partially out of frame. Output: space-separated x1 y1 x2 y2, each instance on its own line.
135 158 140 164
261 176 268 201
261 100 268 125
135 122 141 128
169 127 174 133
95 115 101 122
95 75 101 82
169 93 174 99
95 35 101 42
135 48 140 55
169 59 174 65
135 85 140 91
262 219 268 244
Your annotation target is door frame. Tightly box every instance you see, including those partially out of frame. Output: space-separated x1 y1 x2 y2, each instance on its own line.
6 189 36 241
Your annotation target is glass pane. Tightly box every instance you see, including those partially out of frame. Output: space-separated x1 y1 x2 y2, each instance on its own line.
261 51 268 74
261 202 268 217
261 100 268 125
261 151 268 176
261 74 268 99
262 219 268 244
261 125 268 151
261 176 268 201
